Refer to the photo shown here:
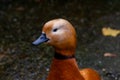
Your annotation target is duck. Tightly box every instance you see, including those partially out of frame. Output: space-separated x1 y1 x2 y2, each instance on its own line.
32 18 101 80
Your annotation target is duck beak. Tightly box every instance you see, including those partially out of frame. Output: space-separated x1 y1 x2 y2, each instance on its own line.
32 33 49 46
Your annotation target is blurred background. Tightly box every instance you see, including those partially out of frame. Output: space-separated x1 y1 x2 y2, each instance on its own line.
0 0 120 80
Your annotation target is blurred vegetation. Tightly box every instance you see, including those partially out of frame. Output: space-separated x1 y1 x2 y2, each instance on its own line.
0 0 120 80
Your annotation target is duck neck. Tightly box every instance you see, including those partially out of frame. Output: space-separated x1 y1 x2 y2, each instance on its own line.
47 52 84 80
54 48 76 56
54 52 75 60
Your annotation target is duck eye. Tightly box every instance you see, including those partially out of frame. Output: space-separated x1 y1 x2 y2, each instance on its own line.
53 28 58 32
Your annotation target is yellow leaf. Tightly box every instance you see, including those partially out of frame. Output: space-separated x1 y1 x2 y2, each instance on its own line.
102 27 120 37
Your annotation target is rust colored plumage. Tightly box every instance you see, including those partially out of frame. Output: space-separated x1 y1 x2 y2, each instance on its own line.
47 58 84 80
33 19 101 80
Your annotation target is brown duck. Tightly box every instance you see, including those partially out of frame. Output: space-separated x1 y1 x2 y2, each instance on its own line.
32 19 101 80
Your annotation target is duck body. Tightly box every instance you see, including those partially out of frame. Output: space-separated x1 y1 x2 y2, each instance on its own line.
32 19 101 80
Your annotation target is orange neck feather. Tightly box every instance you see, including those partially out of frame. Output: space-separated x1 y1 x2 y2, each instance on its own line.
47 58 84 80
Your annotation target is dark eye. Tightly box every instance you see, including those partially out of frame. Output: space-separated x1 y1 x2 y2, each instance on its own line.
53 28 58 32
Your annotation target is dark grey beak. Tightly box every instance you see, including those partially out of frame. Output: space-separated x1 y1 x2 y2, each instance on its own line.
32 33 49 46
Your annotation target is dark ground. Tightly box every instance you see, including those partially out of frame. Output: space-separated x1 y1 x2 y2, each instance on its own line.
0 0 120 80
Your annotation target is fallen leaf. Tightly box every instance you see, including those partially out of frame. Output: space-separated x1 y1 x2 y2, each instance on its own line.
16 6 25 11
102 27 120 37
104 52 117 57
0 54 6 61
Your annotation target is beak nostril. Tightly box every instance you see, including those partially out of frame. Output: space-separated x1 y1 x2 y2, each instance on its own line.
32 33 49 45
40 33 47 39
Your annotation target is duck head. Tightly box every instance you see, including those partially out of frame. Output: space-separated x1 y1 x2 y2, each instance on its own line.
33 19 77 56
